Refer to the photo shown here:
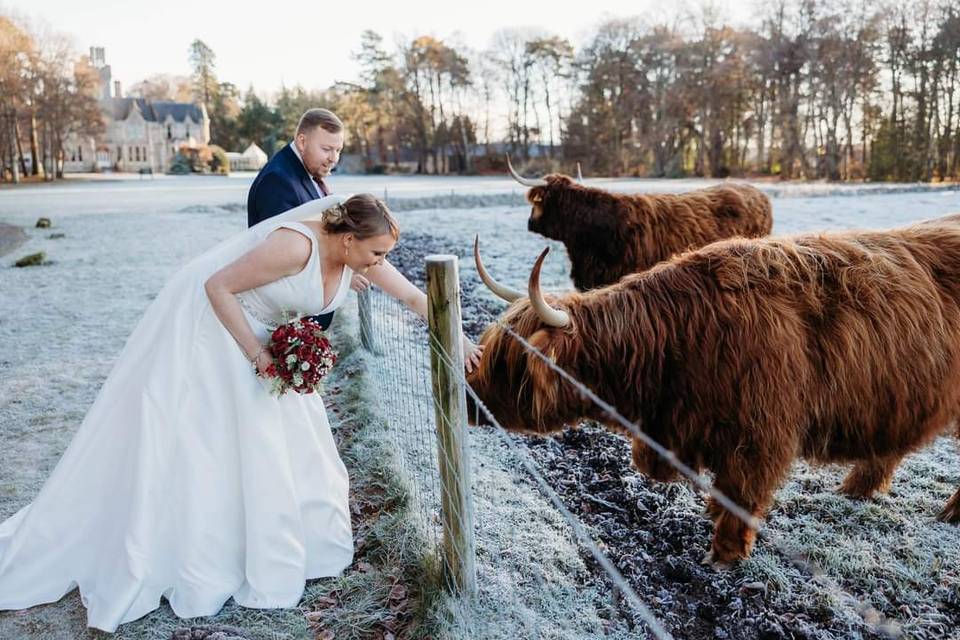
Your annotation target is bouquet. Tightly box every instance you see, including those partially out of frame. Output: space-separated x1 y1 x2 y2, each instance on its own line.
259 317 338 396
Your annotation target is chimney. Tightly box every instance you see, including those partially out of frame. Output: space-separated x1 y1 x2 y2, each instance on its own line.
114 80 122 98
89 46 105 68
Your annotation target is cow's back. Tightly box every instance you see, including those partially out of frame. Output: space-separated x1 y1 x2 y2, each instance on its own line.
635 184 773 272
643 224 960 464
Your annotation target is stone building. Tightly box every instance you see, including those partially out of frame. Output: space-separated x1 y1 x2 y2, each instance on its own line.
63 48 210 174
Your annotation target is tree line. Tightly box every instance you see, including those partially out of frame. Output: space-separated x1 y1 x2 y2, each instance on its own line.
3 0 960 182
0 15 102 182
559 0 960 181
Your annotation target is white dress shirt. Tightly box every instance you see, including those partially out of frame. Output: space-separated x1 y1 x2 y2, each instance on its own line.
289 141 328 196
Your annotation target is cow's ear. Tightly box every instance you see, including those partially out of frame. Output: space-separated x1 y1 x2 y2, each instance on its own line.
528 329 557 364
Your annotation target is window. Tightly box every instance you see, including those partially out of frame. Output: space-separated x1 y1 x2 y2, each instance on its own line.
117 146 122 161
78 146 83 162
167 125 172 140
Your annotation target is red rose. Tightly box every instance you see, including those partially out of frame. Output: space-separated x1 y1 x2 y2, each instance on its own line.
262 318 337 396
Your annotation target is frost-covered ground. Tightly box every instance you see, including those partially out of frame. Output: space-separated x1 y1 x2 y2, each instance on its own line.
2 172 958 217
1 176 959 639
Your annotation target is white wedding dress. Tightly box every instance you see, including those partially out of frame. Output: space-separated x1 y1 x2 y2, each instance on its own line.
0 196 355 632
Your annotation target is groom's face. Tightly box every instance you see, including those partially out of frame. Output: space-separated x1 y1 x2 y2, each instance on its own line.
297 127 344 178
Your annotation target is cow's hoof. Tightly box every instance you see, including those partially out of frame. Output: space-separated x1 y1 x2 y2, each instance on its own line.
937 493 960 523
839 464 893 499
700 550 733 571
838 479 877 500
704 497 723 520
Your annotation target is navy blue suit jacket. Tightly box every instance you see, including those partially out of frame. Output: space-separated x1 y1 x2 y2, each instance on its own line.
246 144 335 329
247 144 326 226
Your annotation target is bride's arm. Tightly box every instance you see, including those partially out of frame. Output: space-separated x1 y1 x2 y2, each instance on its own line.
366 260 428 317
205 229 312 373
365 260 484 372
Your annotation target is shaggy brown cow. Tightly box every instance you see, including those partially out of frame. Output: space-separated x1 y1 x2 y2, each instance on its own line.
507 158 774 291
466 215 960 564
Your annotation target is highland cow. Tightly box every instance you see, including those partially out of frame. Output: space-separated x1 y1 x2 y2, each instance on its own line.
466 216 960 564
507 157 773 290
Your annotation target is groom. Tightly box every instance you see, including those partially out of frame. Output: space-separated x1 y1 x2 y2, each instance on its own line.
247 108 367 329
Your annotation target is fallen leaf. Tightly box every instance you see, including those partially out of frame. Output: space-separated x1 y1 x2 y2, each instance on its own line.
314 595 339 608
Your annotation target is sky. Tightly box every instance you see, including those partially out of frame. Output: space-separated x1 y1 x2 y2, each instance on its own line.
7 0 758 97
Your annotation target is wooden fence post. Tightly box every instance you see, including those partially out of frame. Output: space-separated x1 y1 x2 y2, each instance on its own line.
357 287 377 354
425 255 477 596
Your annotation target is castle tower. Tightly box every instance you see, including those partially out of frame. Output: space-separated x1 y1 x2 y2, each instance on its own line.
90 46 112 100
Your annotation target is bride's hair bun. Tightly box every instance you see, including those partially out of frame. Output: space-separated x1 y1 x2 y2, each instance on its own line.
321 195 399 241
321 203 349 226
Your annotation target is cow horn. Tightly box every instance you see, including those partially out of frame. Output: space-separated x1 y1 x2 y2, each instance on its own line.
528 247 570 328
506 155 547 187
576 162 583 183
474 235 524 302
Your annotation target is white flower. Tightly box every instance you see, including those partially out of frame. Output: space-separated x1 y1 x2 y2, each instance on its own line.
292 373 304 387
300 361 310 371
286 354 298 365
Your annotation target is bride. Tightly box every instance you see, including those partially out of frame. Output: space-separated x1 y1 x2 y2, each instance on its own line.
0 193 481 632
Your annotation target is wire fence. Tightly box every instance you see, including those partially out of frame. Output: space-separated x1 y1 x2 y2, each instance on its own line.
356 256 907 639
363 285 633 636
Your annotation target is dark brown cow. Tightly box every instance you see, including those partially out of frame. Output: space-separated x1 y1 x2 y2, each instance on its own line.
467 215 960 564
508 158 773 291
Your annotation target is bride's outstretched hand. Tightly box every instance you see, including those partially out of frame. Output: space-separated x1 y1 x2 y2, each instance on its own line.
463 337 484 374
350 273 370 293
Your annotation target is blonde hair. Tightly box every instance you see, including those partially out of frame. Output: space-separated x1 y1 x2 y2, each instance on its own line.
320 194 399 241
296 108 344 135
